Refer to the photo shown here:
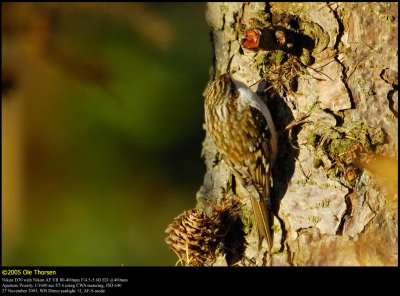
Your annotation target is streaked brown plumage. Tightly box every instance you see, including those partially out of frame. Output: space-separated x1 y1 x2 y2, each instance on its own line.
204 74 277 250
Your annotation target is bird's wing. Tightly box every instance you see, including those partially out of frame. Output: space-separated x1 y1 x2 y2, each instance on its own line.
242 106 274 200
224 105 274 249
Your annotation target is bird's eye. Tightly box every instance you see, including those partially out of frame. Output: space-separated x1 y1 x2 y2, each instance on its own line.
230 83 239 98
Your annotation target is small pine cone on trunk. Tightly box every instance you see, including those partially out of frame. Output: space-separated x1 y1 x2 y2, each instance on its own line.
165 208 226 266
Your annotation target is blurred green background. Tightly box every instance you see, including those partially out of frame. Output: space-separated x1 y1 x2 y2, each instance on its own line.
2 3 211 265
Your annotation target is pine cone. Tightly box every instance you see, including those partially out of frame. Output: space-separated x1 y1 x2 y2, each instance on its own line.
165 209 224 266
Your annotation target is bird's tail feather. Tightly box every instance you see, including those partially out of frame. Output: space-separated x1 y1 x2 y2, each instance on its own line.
250 196 272 250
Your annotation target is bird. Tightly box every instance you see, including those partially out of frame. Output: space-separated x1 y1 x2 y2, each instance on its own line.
204 73 278 250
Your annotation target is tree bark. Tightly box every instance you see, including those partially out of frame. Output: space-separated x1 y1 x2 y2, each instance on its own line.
166 2 398 266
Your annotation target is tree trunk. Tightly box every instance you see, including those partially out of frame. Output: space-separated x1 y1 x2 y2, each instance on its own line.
166 2 398 266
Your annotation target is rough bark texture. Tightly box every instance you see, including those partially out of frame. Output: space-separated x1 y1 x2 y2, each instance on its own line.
192 2 398 266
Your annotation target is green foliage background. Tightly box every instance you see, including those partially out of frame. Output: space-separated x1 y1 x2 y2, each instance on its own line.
2 3 211 266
